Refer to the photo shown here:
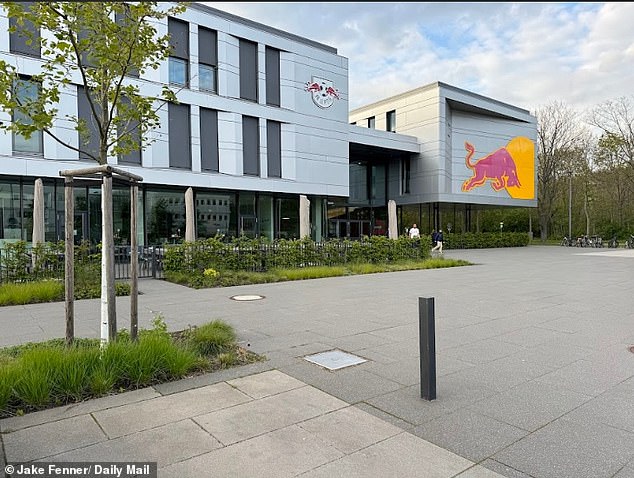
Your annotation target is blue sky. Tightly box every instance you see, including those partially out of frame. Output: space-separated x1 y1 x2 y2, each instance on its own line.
207 2 631 115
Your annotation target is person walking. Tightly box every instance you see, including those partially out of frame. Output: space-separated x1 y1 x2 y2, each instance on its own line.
431 229 444 254
409 223 420 238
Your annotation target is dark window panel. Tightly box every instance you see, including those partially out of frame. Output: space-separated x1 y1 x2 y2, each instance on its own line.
198 27 217 66
239 39 258 102
200 107 219 172
9 2 40 58
168 17 189 60
77 85 101 161
265 47 280 107
168 102 191 169
267 120 281 178
242 115 259 176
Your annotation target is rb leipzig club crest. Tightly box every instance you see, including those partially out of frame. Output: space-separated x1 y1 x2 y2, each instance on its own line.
304 77 340 109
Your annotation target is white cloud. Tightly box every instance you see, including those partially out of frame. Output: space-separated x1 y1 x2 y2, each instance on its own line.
200 2 634 115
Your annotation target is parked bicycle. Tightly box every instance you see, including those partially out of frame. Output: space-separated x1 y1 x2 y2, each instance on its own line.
608 236 619 248
627 235 634 249
560 236 574 247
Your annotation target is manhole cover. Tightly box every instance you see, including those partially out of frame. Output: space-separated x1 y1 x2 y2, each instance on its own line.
629 345 634 354
304 349 367 370
230 294 265 301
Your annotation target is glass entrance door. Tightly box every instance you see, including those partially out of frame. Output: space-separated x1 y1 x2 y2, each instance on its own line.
240 216 257 238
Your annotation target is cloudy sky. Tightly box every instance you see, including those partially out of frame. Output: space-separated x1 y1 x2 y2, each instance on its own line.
208 2 633 115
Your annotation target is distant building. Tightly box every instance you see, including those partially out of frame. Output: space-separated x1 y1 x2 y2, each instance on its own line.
0 3 536 247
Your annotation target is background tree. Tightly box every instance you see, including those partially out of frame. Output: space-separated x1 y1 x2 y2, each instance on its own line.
0 2 187 343
535 101 584 240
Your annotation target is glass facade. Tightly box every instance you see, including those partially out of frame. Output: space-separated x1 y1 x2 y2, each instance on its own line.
0 177 312 246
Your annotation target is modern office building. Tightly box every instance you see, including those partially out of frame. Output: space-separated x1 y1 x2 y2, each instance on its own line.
0 3 536 248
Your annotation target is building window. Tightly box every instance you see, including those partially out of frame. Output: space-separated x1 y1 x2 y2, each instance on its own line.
198 27 217 93
12 78 43 155
242 115 259 176
239 39 258 102
9 2 40 58
200 107 219 172
265 47 280 107
117 96 141 165
386 110 396 132
267 120 281 178
401 158 411 194
367 116 375 129
168 17 189 86
77 85 101 161
168 102 191 169
115 6 139 77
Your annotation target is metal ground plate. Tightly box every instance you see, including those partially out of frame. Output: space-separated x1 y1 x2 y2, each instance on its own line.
303 349 368 370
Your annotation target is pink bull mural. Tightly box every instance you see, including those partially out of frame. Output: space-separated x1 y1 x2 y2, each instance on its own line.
461 137 535 200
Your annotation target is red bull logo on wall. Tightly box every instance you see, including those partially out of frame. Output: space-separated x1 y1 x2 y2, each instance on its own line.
461 136 535 200
305 76 340 109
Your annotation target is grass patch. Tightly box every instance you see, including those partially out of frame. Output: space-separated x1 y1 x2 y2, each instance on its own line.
167 257 473 289
0 318 264 418
0 280 64 306
273 266 347 281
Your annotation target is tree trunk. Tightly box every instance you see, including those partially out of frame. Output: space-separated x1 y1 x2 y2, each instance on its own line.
64 177 74 346
100 174 117 345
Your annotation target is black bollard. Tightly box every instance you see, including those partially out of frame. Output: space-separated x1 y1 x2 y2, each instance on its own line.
419 297 436 400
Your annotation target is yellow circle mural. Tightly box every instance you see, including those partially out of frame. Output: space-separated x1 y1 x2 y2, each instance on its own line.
505 136 535 200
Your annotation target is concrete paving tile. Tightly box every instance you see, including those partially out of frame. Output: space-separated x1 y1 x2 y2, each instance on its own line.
193 385 346 445
299 406 401 454
333 332 397 351
364 356 420 386
249 331 330 354
279 361 403 404
93 382 251 438
614 466 634 478
3 415 107 462
563 383 634 433
455 465 509 478
479 459 534 478
447 355 555 394
0 388 160 433
365 386 451 426
353 402 415 431
152 361 274 395
412 409 527 462
159 424 343 478
494 419 634 478
298 432 472 478
227 369 305 399
441 338 525 365
468 380 593 432
511 342 590 369
535 358 634 397
47 419 221 467
496 326 571 347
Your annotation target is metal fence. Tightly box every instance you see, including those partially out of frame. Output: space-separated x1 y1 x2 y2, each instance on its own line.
0 244 165 284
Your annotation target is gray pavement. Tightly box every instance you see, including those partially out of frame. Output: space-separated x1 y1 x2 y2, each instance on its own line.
1 245 634 478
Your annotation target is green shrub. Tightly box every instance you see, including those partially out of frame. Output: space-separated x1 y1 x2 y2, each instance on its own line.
189 320 236 356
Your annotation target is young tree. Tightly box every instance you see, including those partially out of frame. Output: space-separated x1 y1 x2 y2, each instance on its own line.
0 2 187 343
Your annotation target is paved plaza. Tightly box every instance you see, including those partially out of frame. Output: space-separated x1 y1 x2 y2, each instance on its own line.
1 245 634 477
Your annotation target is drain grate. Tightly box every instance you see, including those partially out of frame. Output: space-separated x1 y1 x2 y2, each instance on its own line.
304 349 367 370
230 294 265 301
